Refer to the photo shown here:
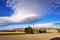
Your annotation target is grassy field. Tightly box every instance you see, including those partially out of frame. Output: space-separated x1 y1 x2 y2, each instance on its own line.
0 32 25 35
0 33 60 40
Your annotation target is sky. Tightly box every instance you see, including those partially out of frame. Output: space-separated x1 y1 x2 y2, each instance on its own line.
0 0 60 30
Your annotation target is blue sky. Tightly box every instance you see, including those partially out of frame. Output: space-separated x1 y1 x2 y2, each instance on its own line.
0 0 60 30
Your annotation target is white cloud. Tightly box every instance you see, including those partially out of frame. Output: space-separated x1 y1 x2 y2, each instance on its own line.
33 22 60 28
0 0 60 27
0 0 44 26
0 0 39 20
34 23 54 28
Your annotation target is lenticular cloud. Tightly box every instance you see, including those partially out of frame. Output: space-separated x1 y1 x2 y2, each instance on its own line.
0 0 42 27
0 0 59 27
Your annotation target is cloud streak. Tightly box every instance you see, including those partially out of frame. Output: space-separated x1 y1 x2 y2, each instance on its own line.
0 0 60 27
34 22 60 28
0 0 44 27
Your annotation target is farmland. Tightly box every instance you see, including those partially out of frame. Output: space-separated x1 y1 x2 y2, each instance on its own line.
0 32 25 35
0 33 60 40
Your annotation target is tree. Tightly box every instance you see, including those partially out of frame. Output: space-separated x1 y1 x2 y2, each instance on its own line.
39 29 43 33
25 26 33 34
43 29 47 33
25 27 28 33
39 29 47 33
57 29 60 33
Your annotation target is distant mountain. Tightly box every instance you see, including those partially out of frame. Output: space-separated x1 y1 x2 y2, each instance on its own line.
13 28 24 32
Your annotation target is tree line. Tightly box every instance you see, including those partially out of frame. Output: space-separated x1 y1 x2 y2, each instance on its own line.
24 26 47 34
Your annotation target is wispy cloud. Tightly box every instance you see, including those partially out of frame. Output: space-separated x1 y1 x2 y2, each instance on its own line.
0 0 60 28
0 0 45 27
34 22 60 28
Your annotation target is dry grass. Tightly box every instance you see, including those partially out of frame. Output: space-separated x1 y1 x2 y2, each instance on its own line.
0 32 25 35
0 33 60 40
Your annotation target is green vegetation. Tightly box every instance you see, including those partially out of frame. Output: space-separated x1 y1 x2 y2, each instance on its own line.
39 29 47 33
24 26 47 34
57 29 60 33
25 26 33 34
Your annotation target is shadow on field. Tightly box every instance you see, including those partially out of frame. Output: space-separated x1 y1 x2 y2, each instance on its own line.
50 37 60 40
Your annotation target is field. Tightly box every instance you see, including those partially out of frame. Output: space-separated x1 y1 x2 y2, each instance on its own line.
0 33 60 40
0 32 25 35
